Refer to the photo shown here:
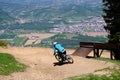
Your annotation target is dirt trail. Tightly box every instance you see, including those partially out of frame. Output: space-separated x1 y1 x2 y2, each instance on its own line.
0 47 114 80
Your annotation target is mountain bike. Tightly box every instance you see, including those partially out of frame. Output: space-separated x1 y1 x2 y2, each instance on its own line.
54 52 74 63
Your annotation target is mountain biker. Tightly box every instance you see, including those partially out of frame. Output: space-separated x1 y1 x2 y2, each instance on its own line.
53 42 66 62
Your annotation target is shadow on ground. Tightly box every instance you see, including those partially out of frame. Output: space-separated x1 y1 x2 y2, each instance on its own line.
86 56 95 58
53 61 71 66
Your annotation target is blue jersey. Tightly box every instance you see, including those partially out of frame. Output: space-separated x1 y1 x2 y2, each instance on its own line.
53 44 66 55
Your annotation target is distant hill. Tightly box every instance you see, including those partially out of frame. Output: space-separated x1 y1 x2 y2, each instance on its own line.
0 9 16 30
0 0 103 22
0 0 105 32
0 0 102 6
0 9 14 21
0 0 102 18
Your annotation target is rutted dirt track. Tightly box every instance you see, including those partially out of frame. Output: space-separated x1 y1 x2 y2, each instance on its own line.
0 47 114 80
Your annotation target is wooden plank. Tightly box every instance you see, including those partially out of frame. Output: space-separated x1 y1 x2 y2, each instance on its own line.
72 47 93 57
80 42 94 48
94 43 119 49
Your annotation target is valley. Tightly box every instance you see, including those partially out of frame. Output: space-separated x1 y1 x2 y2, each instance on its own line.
0 0 108 49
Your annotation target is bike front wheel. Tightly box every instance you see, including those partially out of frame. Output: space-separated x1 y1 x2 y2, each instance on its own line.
66 54 74 63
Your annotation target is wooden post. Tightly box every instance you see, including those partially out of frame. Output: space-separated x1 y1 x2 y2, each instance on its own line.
96 49 99 57
93 49 96 57
93 49 100 57
110 50 113 60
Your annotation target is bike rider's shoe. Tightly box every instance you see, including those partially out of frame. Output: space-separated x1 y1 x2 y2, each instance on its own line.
59 61 62 63
61 58 65 62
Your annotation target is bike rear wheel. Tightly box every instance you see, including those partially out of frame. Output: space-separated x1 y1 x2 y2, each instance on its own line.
55 54 62 62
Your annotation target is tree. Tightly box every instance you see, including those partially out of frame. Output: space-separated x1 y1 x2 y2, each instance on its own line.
102 0 120 59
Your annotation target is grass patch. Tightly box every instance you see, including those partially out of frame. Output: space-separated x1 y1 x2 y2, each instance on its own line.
66 68 120 80
66 74 110 80
0 40 7 47
0 53 27 75
12 36 28 46
65 58 120 80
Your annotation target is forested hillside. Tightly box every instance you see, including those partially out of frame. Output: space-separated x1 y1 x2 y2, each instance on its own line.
0 9 16 30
